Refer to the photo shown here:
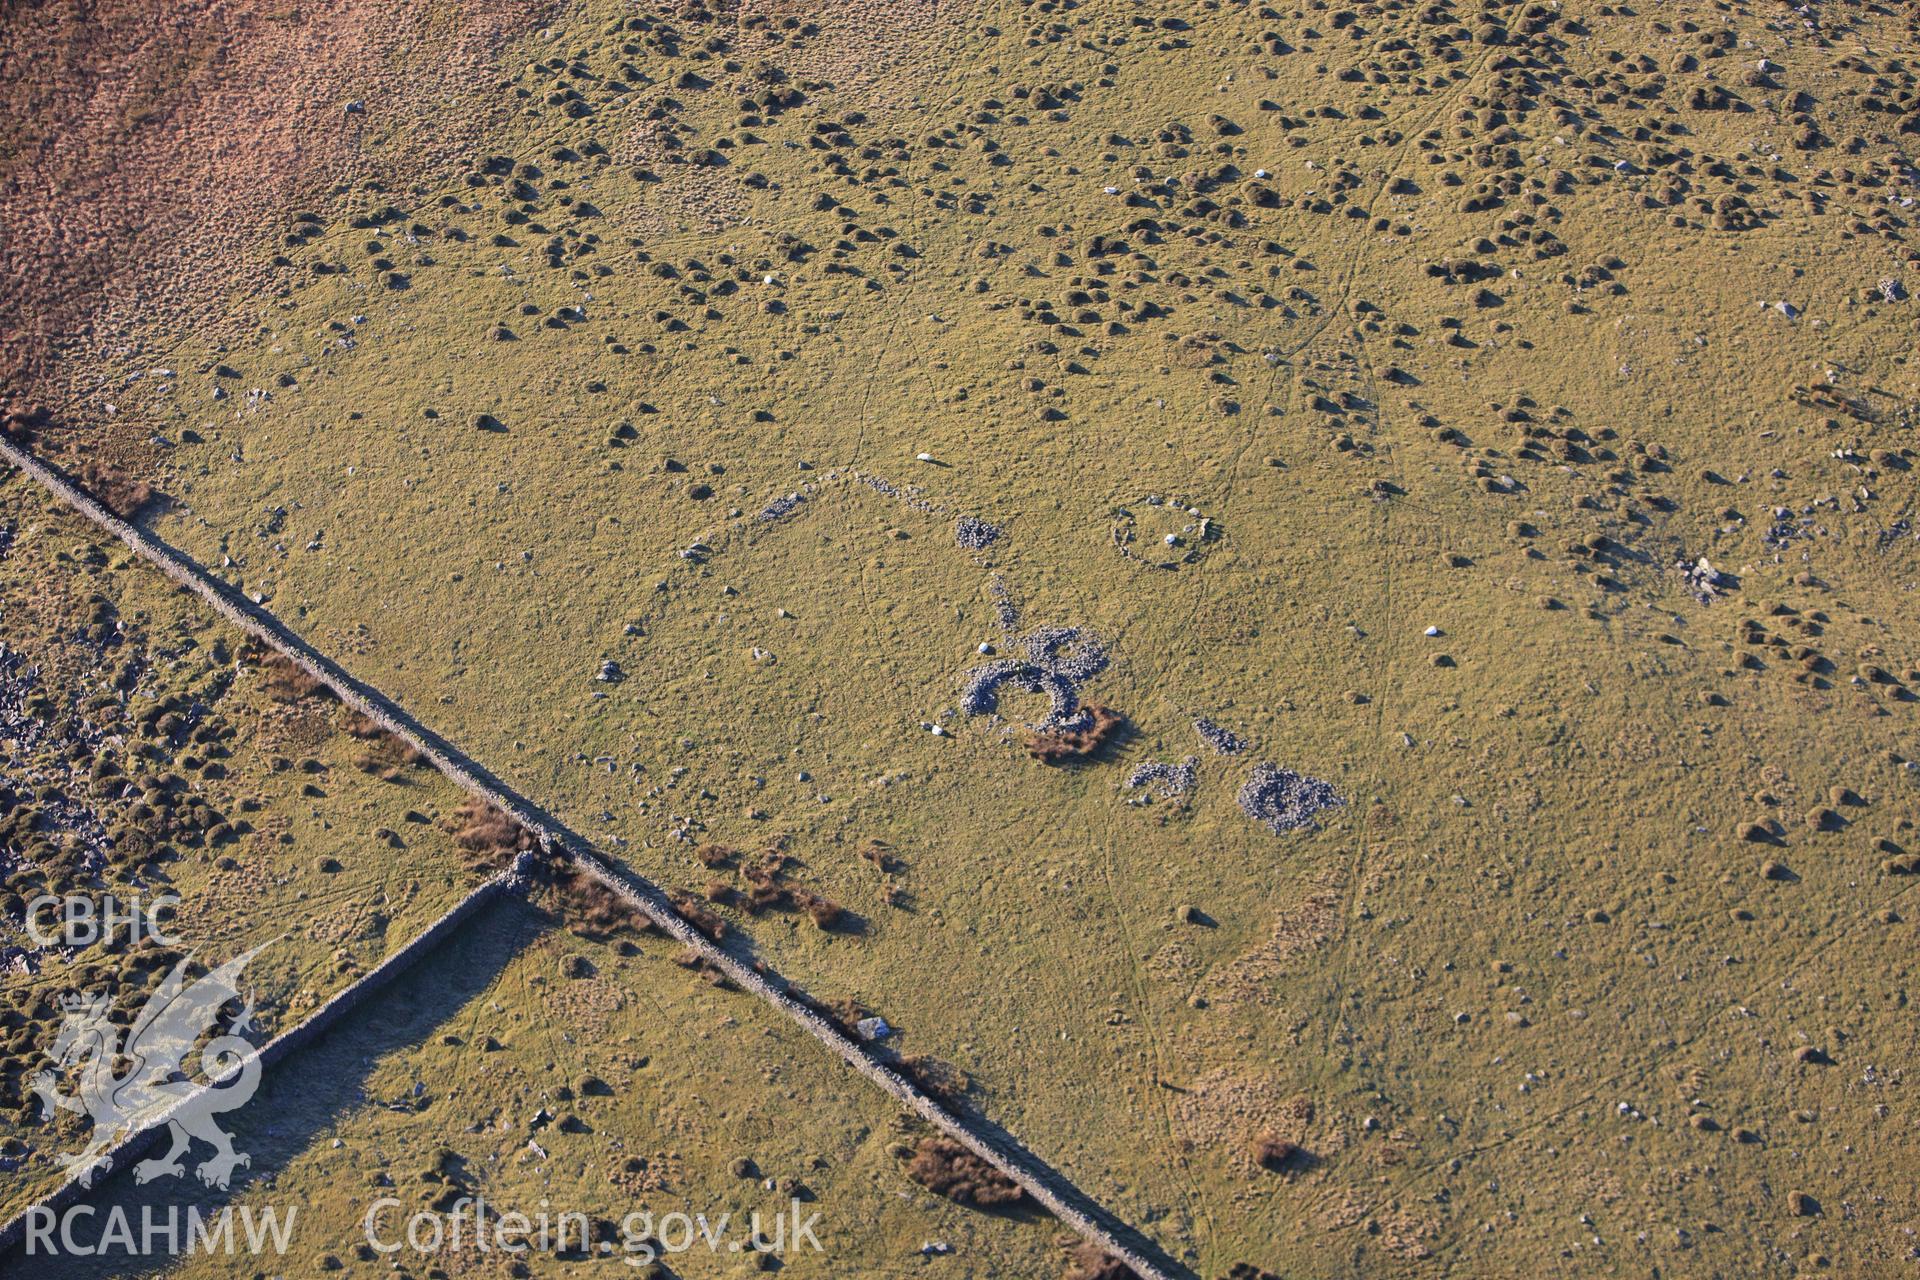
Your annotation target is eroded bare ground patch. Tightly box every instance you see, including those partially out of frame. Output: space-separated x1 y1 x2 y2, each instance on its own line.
0 0 556 480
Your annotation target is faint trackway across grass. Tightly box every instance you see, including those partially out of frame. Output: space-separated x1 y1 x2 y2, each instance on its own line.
0 436 1190 1280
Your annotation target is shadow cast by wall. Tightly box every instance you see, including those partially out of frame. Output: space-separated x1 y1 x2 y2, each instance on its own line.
6 897 540 1278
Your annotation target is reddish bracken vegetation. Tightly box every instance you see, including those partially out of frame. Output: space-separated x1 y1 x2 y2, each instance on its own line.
667 888 729 943
810 994 873 1039
1062 1243 1142 1280
720 845 851 930
450 796 535 870
342 710 425 778
76 458 153 517
551 862 655 937
897 1054 971 1111
903 1136 1024 1209
670 946 733 989
258 651 331 704
1027 705 1125 763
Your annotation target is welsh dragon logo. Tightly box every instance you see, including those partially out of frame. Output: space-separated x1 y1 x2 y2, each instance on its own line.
30 945 267 1190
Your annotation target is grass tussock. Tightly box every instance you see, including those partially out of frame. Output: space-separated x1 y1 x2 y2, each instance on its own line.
710 845 851 930
341 710 385 739
1253 1132 1299 1171
860 838 902 872
807 994 872 1038
797 889 845 930
695 842 737 868
745 882 792 913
